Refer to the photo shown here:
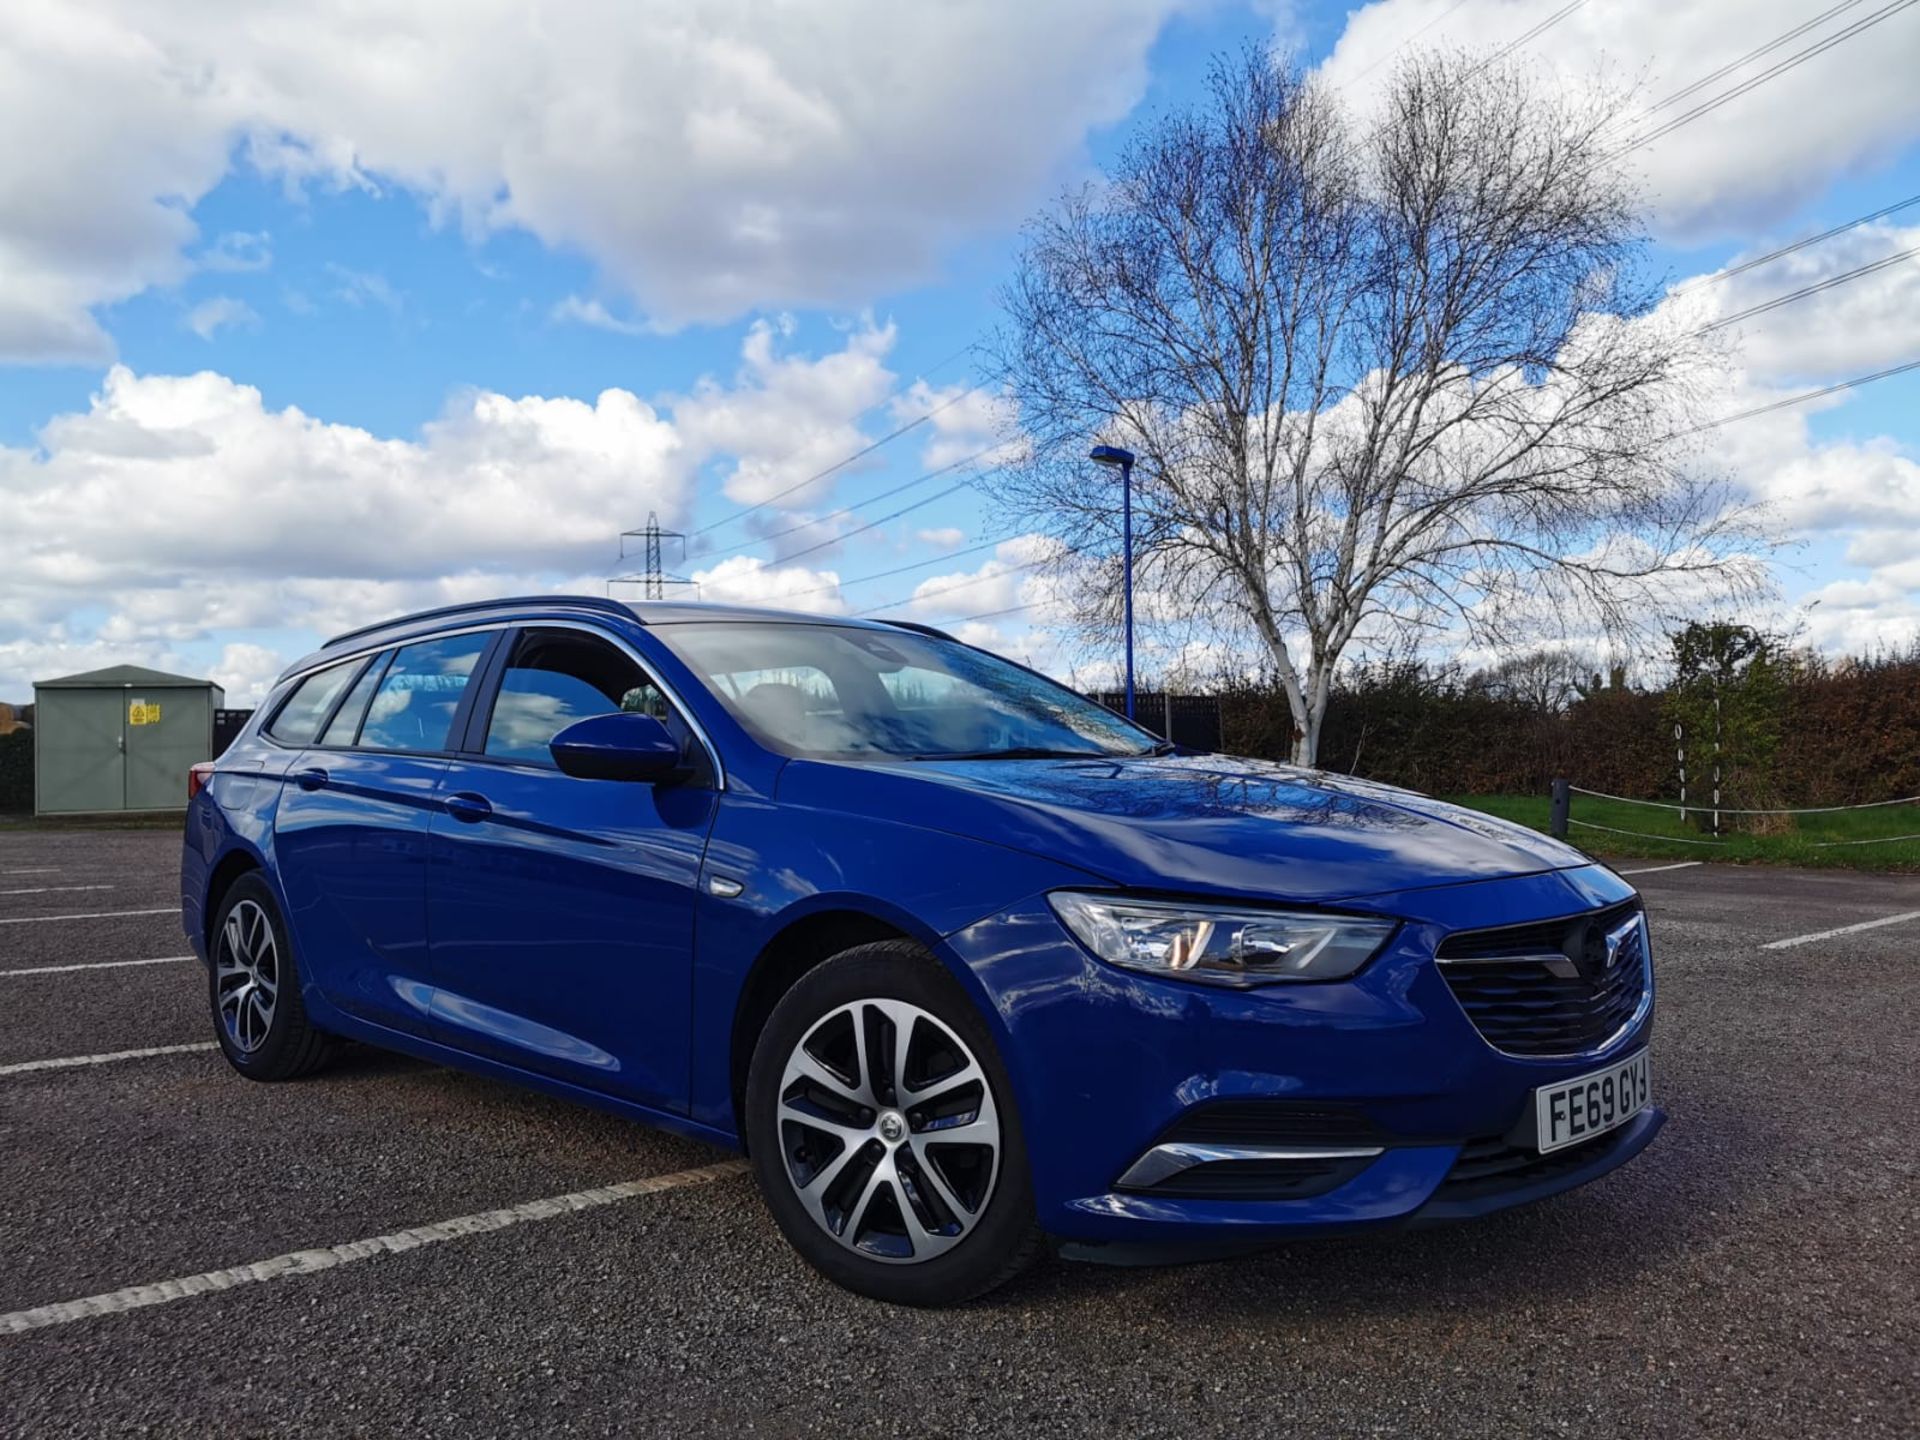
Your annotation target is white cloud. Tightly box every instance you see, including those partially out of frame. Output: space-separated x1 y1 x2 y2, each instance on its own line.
1315 1 1920 243
209 642 286 704
195 230 272 273
326 264 402 312
0 0 1179 360
891 380 1027 472
1668 223 1920 386
916 527 967 548
675 317 897 510
550 295 648 336
184 296 260 340
0 318 932 695
685 555 849 615
899 534 1067 622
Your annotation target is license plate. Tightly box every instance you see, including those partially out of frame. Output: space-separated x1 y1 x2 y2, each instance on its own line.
1534 1050 1650 1153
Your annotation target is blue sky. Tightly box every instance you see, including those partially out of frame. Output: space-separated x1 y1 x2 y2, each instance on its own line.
3 0 1918 702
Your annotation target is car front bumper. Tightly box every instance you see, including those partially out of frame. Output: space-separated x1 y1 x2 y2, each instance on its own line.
942 862 1661 1247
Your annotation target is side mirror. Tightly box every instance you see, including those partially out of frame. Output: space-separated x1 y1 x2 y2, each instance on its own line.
549 712 686 783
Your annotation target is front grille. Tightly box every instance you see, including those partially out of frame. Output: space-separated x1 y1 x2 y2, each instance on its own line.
1433 1127 1633 1203
1436 901 1649 1057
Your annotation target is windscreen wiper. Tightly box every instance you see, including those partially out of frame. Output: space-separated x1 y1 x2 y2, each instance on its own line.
913 746 1113 761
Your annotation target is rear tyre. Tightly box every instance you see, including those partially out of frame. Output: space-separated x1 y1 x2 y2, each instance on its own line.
207 873 336 1081
746 940 1043 1306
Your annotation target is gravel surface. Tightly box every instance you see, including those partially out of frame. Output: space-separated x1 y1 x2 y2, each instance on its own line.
1 829 1914 1438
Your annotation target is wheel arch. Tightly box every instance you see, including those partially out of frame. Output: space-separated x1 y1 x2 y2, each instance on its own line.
202 847 266 955
728 905 929 1144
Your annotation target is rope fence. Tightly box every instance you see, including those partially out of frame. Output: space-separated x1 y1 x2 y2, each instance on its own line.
1549 779 1920 850
1567 785 1920 816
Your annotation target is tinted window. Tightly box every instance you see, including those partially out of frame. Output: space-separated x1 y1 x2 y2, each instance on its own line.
655 622 1156 760
266 661 358 745
483 630 670 764
358 633 491 753
318 653 390 747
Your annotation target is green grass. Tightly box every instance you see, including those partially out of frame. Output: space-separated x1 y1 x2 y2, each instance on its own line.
1445 793 1920 873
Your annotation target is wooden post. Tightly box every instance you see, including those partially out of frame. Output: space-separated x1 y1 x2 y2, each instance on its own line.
1549 778 1571 840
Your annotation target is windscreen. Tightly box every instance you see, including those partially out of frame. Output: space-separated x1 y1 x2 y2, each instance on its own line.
653 622 1158 761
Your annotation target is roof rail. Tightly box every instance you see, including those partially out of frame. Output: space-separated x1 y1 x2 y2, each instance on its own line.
879 619 958 642
323 595 633 648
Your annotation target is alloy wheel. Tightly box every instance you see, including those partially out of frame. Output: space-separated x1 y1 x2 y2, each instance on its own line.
215 898 279 1054
776 997 1002 1264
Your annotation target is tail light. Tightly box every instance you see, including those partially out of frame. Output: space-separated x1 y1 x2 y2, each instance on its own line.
188 762 216 801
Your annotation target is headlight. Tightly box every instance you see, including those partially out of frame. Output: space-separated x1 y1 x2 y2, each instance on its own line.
1048 891 1396 987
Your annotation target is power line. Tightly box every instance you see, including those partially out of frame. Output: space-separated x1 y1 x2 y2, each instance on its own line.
694 448 994 563
1675 192 1920 293
1695 357 1920 430
1694 244 1920 334
1344 0 1475 85
780 531 1025 603
686 345 976 537
766 474 987 570
1620 0 1918 153
1635 0 1870 119
1481 0 1588 69
953 601 1041 626
855 543 1078 618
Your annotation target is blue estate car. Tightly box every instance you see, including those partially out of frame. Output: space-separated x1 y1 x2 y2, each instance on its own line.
182 595 1662 1305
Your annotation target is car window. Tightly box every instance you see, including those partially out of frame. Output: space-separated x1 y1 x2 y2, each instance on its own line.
483 629 672 765
265 660 359 745
358 633 492 753
654 622 1157 760
318 653 390 747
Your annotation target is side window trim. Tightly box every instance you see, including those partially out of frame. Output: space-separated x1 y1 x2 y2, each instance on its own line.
351 628 505 758
263 658 358 748
444 628 513 756
311 651 388 749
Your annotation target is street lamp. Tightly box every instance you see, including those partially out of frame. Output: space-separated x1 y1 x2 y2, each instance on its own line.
1088 444 1137 720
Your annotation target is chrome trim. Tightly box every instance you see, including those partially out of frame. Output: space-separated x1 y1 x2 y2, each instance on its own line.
274 622 510 687
273 617 728 791
1440 950 1582 978
1116 1141 1384 1191
707 875 744 898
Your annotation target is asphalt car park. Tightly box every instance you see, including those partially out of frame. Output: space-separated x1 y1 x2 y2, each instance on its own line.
1 827 1914 1438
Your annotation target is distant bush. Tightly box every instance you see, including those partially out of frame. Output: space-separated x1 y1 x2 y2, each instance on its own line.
0 729 31 813
1215 638 1920 804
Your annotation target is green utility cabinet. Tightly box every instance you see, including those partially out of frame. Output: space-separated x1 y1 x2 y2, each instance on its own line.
33 665 226 815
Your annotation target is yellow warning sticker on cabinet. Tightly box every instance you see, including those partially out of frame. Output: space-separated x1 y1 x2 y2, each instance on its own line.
128 700 162 725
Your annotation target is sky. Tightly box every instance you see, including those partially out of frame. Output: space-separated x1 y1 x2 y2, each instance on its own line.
2 0 1918 705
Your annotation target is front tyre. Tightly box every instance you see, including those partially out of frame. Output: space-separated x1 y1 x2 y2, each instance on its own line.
746 941 1042 1306
208 873 336 1081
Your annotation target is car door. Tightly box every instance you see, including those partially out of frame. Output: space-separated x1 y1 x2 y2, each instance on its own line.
272 630 499 1037
424 624 719 1111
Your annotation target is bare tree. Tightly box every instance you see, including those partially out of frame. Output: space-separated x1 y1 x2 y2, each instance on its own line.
989 47 1766 765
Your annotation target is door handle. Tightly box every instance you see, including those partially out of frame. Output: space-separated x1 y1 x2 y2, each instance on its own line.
443 791 493 824
294 767 329 792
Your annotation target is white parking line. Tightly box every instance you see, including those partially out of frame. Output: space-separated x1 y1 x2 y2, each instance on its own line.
0 907 175 926
0 884 115 896
1762 910 1920 951
0 955 193 978
1616 861 1704 876
0 867 61 875
0 1042 216 1076
0 1158 751 1335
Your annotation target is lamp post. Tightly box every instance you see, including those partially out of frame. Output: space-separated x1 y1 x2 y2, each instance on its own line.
1088 445 1137 720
